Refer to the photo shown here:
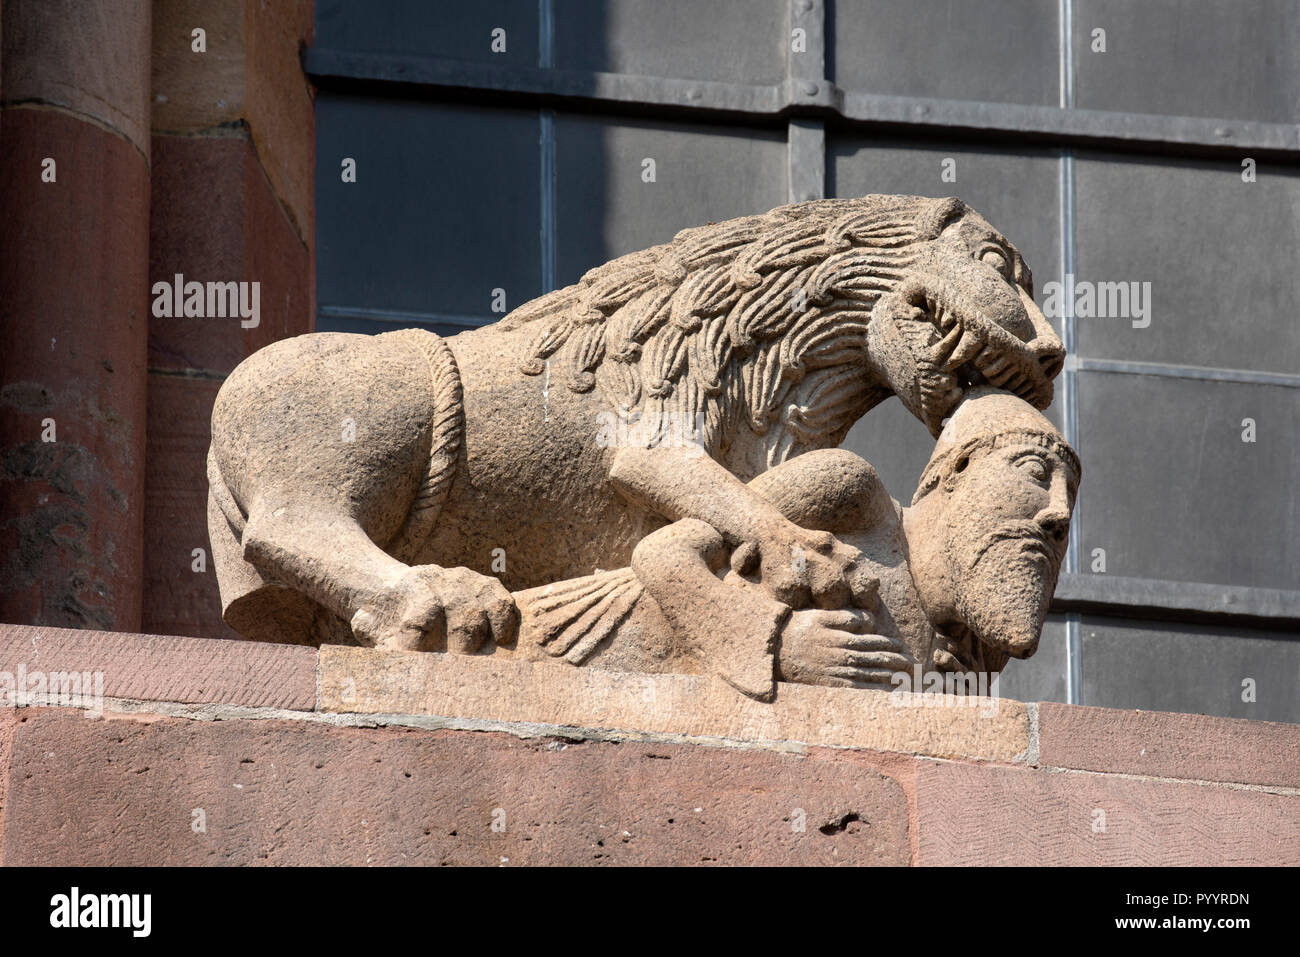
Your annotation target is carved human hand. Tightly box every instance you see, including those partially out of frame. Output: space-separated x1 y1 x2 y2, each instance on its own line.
775 609 914 689
350 564 518 654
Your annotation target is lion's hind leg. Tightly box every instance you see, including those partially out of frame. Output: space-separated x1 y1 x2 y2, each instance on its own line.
207 455 335 645
235 490 517 653
207 328 503 651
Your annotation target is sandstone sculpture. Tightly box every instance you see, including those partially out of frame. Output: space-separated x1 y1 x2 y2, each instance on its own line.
508 388 1078 700
207 194 1068 691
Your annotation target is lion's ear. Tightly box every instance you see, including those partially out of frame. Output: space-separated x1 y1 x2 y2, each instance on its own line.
919 197 967 240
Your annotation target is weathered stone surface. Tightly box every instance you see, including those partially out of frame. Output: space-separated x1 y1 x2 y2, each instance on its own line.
1038 702 1300 789
151 0 315 244
916 760 1300 866
0 624 316 710
0 107 150 632
143 375 242 639
1 0 151 153
2 709 910 865
145 134 314 642
0 708 15 866
319 645 1031 763
150 0 243 132
209 195 1071 707
148 134 314 375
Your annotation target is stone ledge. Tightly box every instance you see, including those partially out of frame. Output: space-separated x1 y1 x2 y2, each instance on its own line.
317 645 1031 764
0 709 912 866
2 704 1296 866
1037 701 1300 789
917 760 1300 866
0 623 317 711
3 624 1299 790
0 709 16 867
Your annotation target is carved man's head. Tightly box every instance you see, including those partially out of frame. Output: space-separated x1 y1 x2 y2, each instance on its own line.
905 388 1079 658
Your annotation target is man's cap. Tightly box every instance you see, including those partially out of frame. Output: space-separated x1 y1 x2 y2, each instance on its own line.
914 387 1079 502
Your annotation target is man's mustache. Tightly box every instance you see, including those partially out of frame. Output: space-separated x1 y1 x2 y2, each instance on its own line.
971 520 1056 566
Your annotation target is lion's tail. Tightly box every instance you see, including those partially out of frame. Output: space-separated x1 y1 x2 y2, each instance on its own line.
514 568 644 665
381 328 465 563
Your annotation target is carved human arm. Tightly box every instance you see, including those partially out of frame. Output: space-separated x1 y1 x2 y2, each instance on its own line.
744 448 896 536
630 518 913 699
776 609 914 689
609 444 859 609
625 448 912 698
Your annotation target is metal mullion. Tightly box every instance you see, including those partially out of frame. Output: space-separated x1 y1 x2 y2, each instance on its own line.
1060 0 1084 706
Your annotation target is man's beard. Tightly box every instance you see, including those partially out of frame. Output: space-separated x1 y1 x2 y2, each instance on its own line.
952 520 1059 657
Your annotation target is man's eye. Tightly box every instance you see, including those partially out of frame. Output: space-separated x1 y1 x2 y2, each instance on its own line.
980 248 1010 277
1016 456 1048 481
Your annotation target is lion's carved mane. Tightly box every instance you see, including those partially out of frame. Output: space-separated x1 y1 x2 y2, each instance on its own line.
501 195 967 472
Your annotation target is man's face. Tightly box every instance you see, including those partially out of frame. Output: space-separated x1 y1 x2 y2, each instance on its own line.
939 440 1077 656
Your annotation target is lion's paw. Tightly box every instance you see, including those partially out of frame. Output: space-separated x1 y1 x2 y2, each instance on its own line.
350 565 517 654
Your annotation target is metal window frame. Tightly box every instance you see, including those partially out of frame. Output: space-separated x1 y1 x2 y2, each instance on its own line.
304 53 1300 158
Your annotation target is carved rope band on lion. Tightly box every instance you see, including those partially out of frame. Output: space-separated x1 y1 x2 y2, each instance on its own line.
207 195 1072 700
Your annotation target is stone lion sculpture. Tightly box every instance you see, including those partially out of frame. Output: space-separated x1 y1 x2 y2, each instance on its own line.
207 194 1065 660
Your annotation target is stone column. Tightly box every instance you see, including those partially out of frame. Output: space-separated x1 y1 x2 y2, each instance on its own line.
0 0 153 630
144 0 315 637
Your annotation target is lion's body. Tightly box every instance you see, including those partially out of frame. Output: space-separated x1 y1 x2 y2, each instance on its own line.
428 321 662 588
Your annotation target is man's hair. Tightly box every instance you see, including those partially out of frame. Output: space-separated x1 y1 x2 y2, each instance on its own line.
912 428 1080 505
911 387 1079 505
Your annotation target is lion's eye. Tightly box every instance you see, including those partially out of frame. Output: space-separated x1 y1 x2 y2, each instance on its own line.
980 248 1010 277
1015 455 1049 482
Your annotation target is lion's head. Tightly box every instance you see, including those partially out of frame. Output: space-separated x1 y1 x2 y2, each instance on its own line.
503 195 1064 477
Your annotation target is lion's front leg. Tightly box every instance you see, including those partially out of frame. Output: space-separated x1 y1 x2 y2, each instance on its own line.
609 444 867 609
241 496 516 652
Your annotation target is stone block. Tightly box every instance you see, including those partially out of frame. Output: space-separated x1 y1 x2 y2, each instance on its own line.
916 759 1300 865
1038 701 1300 788
0 623 316 710
319 645 1031 763
2 709 911 865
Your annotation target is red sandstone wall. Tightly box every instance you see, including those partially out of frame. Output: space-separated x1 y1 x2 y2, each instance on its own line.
0 1 153 632
0 0 315 641
0 623 1295 866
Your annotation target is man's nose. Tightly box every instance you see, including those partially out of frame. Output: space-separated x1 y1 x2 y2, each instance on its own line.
1035 472 1072 544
